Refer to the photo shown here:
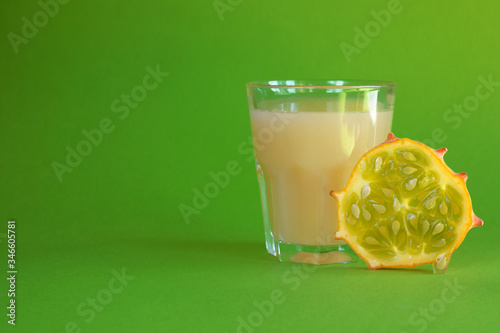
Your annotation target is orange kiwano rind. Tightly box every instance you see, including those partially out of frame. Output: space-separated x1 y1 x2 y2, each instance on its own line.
331 133 483 273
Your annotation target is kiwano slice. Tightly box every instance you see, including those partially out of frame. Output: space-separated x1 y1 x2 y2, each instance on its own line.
330 133 483 273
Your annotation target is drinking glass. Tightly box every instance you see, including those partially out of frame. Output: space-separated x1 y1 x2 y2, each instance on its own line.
246 80 396 264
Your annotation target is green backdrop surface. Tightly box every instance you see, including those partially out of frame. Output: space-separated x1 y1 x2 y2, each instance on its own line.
1 0 499 332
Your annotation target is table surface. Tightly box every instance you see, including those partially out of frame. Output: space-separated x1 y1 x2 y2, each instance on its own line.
10 213 498 333
2 0 500 332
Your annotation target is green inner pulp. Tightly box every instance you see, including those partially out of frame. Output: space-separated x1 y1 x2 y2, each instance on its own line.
342 148 463 260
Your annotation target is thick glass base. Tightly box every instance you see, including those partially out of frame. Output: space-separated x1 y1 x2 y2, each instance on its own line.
267 240 359 265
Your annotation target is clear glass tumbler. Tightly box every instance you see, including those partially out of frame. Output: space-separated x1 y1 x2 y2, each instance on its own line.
246 80 396 264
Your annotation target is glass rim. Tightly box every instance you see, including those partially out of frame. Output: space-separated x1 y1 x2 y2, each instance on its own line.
246 79 396 89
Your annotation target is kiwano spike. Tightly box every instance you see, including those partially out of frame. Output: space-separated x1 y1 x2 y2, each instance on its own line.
457 172 468 182
330 190 344 200
435 147 448 158
473 215 484 227
385 132 398 143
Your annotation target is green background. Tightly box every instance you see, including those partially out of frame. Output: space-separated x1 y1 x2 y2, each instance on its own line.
1 0 499 332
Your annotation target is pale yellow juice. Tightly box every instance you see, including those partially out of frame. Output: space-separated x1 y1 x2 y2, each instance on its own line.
250 99 393 247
